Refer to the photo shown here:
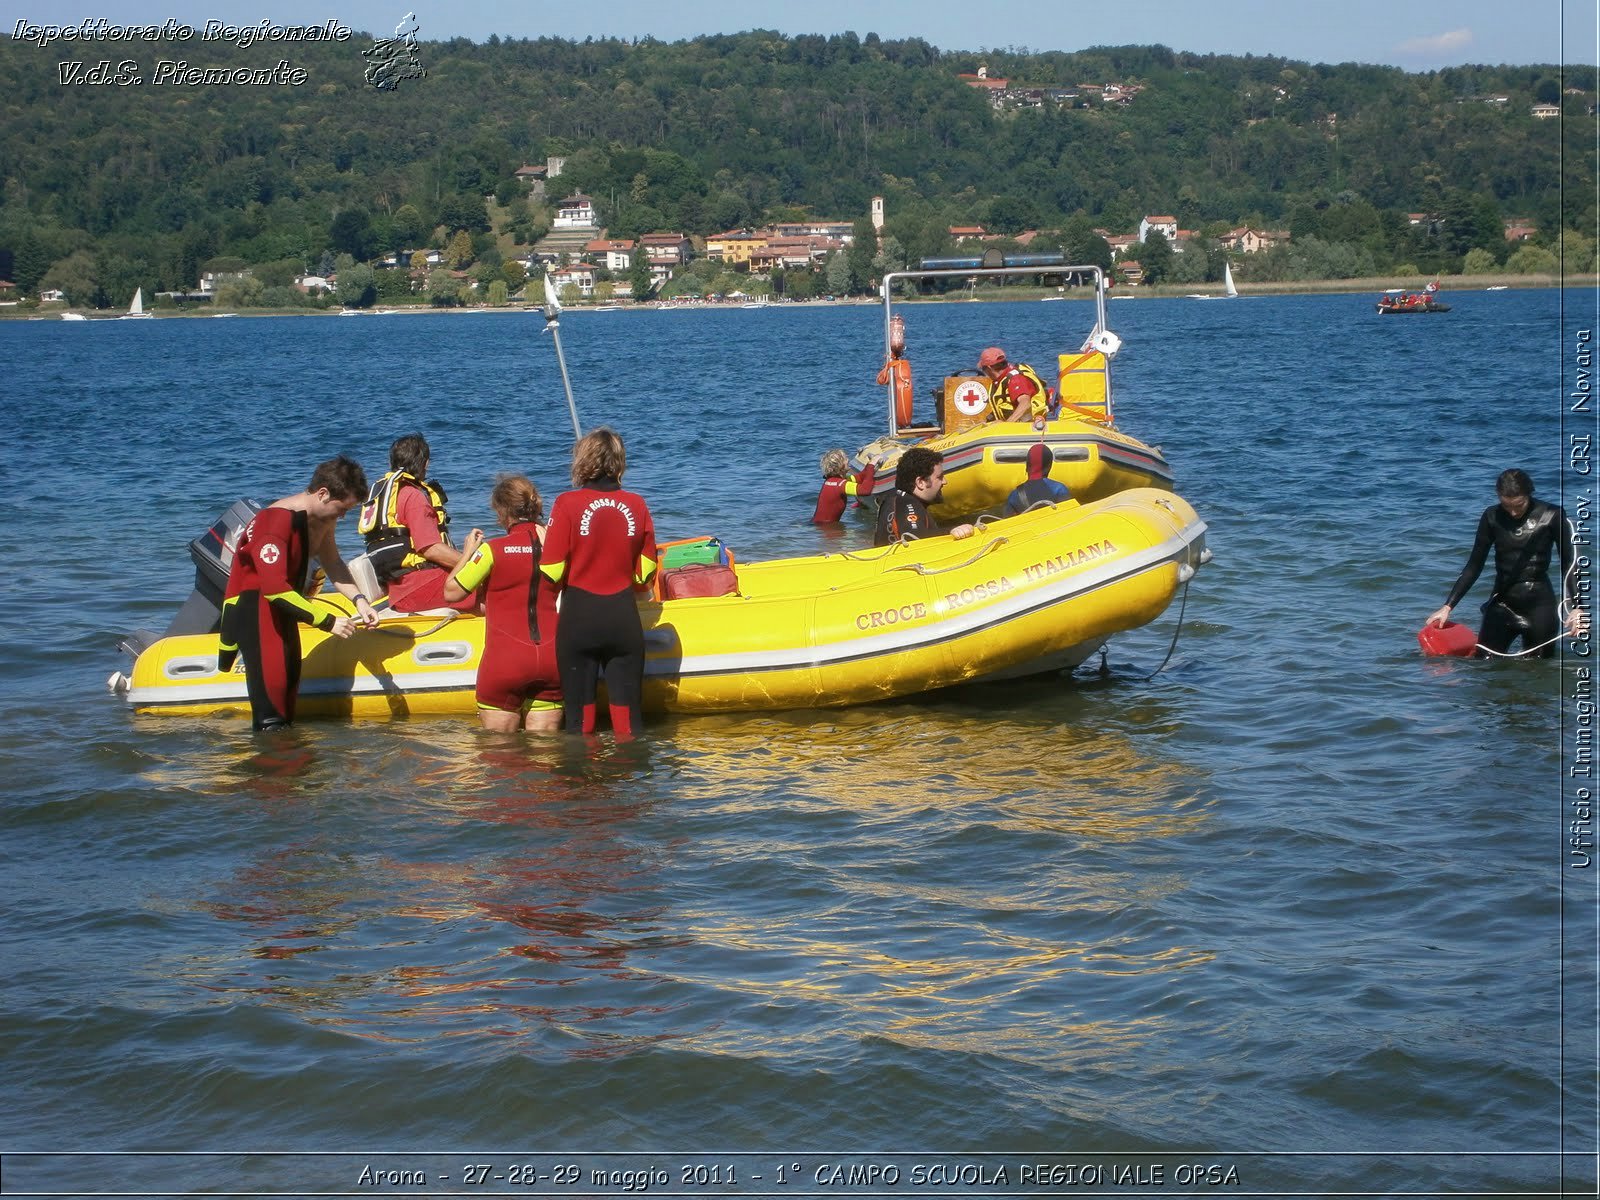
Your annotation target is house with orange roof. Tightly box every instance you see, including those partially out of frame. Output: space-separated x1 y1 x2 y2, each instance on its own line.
1138 215 1178 243
585 238 636 271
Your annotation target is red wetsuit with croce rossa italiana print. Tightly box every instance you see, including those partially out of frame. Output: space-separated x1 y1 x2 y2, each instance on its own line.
218 506 340 729
451 522 561 714
540 479 657 736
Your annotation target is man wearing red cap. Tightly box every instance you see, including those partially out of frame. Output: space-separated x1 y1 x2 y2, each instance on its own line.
1004 443 1072 516
977 347 1052 423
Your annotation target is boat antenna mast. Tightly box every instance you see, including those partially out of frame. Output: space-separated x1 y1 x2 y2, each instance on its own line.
541 272 583 440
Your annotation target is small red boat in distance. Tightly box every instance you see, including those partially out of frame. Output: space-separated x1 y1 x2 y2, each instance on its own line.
1376 280 1450 314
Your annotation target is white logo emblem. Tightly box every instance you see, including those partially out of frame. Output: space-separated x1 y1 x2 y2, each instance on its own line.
258 542 281 565
952 379 989 417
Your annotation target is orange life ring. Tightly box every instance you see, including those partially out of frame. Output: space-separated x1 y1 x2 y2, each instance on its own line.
882 357 914 426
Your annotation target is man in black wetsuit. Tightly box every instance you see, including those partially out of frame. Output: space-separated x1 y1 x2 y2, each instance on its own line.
1425 468 1587 657
873 447 976 547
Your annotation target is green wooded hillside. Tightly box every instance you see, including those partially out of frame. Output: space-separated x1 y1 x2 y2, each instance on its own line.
1 29 1593 304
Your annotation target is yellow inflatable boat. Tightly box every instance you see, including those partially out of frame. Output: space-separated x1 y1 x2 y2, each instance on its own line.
111 489 1208 720
852 257 1171 519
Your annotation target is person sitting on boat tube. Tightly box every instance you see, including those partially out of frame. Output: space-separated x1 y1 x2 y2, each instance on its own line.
873 447 976 547
977 347 1052 423
1004 443 1072 517
1424 468 1587 658
358 433 483 614
811 449 876 523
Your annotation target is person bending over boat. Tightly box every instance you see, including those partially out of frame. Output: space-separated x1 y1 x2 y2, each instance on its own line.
540 428 658 737
978 346 1052 423
874 447 976 546
811 449 876 523
218 455 380 730
1004 443 1072 516
359 433 483 613
443 475 562 733
1424 468 1587 657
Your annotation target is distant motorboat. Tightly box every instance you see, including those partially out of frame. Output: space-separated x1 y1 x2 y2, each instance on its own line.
1486 285 1509 291
208 312 238 318
60 312 88 321
119 288 154 319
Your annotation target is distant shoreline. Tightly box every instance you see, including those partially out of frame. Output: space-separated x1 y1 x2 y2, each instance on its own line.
6 273 1589 319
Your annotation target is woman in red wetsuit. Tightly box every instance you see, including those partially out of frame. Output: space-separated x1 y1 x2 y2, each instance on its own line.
539 428 658 737
811 449 875 524
444 475 561 732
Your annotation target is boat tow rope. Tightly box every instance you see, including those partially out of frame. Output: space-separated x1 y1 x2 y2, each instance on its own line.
1141 575 1192 680
1472 533 1587 659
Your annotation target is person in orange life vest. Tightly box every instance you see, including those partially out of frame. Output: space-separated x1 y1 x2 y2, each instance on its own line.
218 455 380 730
1004 443 1072 516
371 433 483 613
444 475 562 732
977 346 1051 423
540 428 658 738
872 447 976 547
811 449 877 524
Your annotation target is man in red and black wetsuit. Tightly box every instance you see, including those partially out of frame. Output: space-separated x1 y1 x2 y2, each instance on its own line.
540 428 658 738
219 456 380 729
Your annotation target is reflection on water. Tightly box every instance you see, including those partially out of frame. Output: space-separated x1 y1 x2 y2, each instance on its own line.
166 699 1215 1065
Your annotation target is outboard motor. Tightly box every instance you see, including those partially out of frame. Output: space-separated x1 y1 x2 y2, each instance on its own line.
164 498 265 638
116 500 265 664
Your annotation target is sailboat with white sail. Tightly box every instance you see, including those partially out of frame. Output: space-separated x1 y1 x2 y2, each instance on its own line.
1187 261 1238 300
119 288 154 319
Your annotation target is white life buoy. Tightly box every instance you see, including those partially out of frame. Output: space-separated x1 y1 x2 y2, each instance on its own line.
952 379 989 417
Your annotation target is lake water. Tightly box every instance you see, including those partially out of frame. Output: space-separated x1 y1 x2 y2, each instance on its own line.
1 288 1596 1197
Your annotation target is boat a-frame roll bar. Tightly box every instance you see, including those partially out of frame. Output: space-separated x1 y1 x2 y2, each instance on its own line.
877 256 1111 437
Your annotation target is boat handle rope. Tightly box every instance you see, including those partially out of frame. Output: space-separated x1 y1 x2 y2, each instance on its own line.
888 536 1008 575
365 611 461 639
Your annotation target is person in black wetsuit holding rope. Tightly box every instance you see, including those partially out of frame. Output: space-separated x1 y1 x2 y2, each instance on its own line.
1425 468 1587 658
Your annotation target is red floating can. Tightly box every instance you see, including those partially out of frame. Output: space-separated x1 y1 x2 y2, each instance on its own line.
1417 621 1478 657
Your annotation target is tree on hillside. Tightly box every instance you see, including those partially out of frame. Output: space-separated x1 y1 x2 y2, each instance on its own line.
438 193 489 234
1137 230 1174 283
846 216 877 293
391 203 426 247
39 251 100 306
338 262 377 308
330 209 375 261
630 254 653 300
444 229 475 269
12 231 50 294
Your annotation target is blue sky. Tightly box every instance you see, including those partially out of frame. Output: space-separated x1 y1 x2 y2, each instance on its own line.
8 0 1597 68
